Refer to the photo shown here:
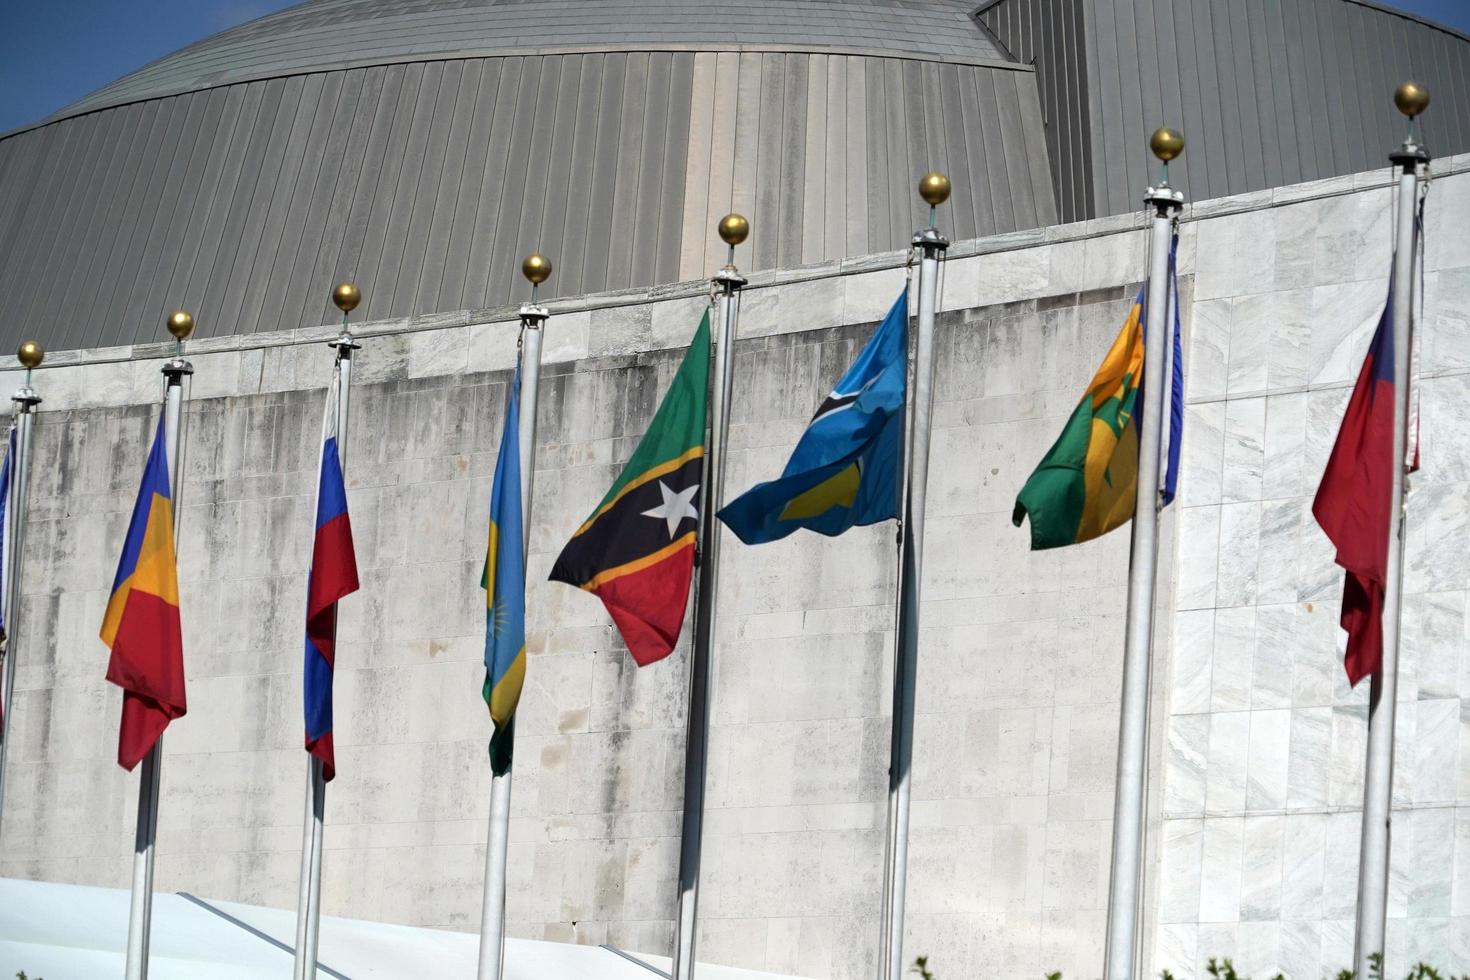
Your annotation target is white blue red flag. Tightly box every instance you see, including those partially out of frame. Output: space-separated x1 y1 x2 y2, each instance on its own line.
304 370 358 781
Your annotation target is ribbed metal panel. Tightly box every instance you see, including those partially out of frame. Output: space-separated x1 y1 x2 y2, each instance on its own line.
980 0 1470 220
56 0 1004 118
982 0 1096 223
0 51 1054 350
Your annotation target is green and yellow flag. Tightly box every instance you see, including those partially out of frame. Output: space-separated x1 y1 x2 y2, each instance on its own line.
1012 289 1147 549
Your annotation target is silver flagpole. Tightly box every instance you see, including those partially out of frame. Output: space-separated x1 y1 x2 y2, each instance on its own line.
1353 81 1429 975
1101 129 1185 980
126 310 195 980
0 340 44 833
294 283 363 980
478 253 551 980
670 214 746 980
877 174 948 980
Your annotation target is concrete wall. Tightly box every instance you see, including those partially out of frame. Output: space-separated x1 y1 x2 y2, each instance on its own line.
0 153 1466 979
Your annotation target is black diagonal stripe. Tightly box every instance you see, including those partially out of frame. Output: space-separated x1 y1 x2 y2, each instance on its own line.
811 389 858 423
550 455 703 587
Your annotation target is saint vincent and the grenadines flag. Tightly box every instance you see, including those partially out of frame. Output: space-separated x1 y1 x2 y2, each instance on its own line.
719 289 906 544
1013 246 1185 550
484 366 527 774
102 416 186 771
550 313 709 667
303 372 359 782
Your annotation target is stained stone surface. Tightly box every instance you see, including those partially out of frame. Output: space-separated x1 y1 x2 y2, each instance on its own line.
0 155 1467 980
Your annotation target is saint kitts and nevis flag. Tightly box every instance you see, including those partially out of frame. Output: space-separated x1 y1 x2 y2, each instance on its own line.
549 313 710 667
303 371 359 782
101 416 185 771
484 366 527 774
1013 241 1185 549
718 290 906 544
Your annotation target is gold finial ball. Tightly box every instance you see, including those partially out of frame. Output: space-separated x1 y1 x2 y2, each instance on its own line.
918 172 952 206
166 310 195 340
1150 127 1185 162
718 213 750 247
332 282 361 314
1394 81 1430 119
522 253 553 285
16 341 43 370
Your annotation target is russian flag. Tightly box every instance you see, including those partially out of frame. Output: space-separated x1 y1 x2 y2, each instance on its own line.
304 374 359 781
1312 287 1415 686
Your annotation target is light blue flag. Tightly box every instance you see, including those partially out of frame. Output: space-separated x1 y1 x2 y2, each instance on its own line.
483 367 525 775
718 290 907 544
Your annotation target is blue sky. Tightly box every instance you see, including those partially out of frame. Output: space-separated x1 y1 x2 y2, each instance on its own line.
1 0 1468 132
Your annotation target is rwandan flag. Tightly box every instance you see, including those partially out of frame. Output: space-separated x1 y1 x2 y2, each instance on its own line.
1312 283 1416 686
304 372 359 782
484 367 526 775
550 313 709 667
719 289 905 544
1013 243 1185 549
102 416 185 771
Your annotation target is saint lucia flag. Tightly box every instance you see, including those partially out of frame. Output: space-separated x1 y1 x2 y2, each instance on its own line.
484 367 526 775
718 290 906 544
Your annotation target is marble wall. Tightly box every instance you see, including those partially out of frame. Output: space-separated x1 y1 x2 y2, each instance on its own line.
0 153 1465 979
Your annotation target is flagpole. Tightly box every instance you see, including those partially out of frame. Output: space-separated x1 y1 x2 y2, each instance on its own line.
669 214 746 980
876 175 948 980
1353 81 1429 976
477 253 551 980
292 284 362 980
0 340 44 834
125 310 195 980
1101 130 1185 980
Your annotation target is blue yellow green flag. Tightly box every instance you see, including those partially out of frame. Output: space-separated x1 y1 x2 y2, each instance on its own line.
483 368 526 775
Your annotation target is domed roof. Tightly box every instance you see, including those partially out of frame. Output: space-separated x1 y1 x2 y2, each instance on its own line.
60 0 1003 118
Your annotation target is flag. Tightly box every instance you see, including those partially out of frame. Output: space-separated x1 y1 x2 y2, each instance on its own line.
719 290 905 544
0 425 13 732
1312 287 1414 686
1012 252 1185 549
303 373 359 782
484 367 526 776
549 313 709 666
101 416 185 771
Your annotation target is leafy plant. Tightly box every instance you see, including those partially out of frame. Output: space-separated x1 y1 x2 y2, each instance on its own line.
910 956 936 980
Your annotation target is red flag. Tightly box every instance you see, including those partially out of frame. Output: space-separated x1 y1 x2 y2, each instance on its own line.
1312 294 1415 686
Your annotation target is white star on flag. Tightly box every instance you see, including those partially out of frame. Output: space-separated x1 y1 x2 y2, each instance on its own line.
642 481 699 538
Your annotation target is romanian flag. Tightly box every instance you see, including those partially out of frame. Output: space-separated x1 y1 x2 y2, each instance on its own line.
550 313 709 666
1013 249 1185 549
1313 287 1415 686
718 290 905 544
484 367 526 776
303 372 359 782
102 416 185 771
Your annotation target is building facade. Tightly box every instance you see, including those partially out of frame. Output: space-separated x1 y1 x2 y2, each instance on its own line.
1 1 1468 977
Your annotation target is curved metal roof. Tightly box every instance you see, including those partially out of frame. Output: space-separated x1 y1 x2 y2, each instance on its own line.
58 0 1004 118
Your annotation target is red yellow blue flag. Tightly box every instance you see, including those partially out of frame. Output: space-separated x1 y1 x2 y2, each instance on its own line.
101 416 185 771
